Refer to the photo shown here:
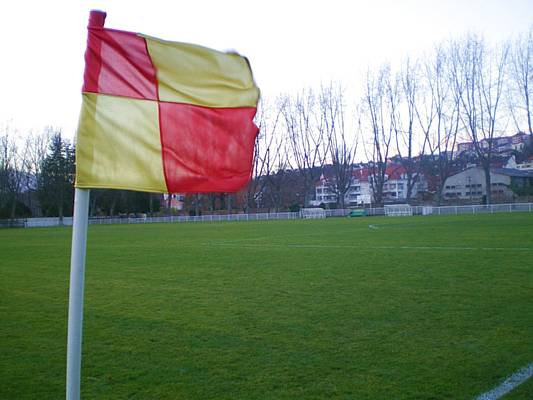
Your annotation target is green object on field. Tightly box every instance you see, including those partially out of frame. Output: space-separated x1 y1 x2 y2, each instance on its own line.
348 209 366 217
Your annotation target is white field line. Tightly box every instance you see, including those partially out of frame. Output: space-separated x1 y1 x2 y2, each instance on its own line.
474 363 533 400
206 242 533 252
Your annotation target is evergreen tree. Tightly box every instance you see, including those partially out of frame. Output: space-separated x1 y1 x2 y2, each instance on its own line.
37 133 75 219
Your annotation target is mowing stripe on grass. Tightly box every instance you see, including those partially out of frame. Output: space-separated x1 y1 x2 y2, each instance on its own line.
474 363 533 400
207 242 533 252
373 246 533 251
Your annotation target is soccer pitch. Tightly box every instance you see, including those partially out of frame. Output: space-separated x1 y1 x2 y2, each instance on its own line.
1 213 532 399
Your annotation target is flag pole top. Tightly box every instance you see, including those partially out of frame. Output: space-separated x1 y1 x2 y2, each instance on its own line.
88 10 106 28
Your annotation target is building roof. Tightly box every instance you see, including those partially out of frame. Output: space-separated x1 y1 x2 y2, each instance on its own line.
352 167 370 182
491 168 533 178
386 164 406 180
351 164 410 182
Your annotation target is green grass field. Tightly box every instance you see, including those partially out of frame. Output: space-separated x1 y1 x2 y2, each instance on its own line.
1 213 532 399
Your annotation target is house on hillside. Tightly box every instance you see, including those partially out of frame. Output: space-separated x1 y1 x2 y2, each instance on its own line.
379 164 428 202
517 156 533 171
162 193 184 210
313 174 337 206
491 155 517 169
456 132 531 157
346 167 373 205
311 164 427 206
442 166 533 202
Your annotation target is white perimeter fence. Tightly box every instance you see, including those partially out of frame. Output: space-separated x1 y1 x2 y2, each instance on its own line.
3 203 533 228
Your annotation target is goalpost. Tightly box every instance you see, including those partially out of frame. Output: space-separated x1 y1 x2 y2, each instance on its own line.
384 204 413 217
300 208 327 219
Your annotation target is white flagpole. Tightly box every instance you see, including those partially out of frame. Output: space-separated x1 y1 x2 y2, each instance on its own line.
66 188 90 400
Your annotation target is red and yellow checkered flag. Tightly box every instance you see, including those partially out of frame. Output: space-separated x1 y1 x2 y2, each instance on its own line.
76 11 260 193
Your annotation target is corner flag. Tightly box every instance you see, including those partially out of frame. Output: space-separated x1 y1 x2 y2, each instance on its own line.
67 10 260 400
76 10 260 193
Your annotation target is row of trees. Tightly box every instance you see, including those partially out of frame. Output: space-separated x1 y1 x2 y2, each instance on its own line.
0 127 75 219
1 29 532 218
0 126 159 219
246 30 532 209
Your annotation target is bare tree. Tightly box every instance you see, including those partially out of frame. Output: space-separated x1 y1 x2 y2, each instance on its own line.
391 58 428 202
263 100 291 211
417 44 461 205
508 27 533 135
0 128 12 217
451 34 509 205
240 99 283 212
238 129 263 212
321 84 357 208
0 124 28 219
282 89 330 206
23 128 52 214
363 65 394 206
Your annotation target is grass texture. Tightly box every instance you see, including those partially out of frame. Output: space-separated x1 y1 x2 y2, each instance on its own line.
1 213 532 399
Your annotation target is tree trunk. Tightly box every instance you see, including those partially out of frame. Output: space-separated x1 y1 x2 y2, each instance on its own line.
9 195 17 219
195 194 200 216
484 164 492 205
58 183 64 224
90 194 97 217
526 89 532 136
437 182 445 206
110 198 116 217
406 174 413 203
437 176 446 207
226 193 232 213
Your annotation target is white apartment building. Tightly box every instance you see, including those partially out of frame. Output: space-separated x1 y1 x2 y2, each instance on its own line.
311 166 427 206
312 174 369 207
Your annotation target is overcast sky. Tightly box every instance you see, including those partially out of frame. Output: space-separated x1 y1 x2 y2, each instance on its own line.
1 0 532 140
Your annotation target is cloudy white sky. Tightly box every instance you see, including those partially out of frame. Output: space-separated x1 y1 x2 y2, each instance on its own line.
1 0 532 139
